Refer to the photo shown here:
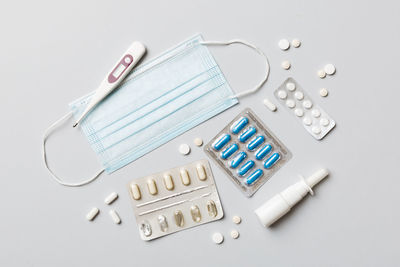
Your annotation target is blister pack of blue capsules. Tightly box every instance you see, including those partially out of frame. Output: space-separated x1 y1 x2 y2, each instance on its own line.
205 108 292 197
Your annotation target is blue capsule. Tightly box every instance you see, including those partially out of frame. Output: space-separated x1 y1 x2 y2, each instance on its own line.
237 160 255 176
221 143 239 159
238 126 257 143
246 169 264 185
264 153 281 169
255 144 272 160
212 134 231 151
230 151 247 168
247 135 265 151
230 117 249 134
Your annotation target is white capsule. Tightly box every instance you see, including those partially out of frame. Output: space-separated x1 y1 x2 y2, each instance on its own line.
212 232 224 244
193 137 203 147
163 174 174 190
312 109 321 118
147 179 158 195
230 230 240 239
294 108 304 117
294 91 304 100
317 69 326 78
320 88 329 97
303 100 313 109
281 60 291 70
104 192 118 205
196 164 207 181
324 63 336 75
278 90 288 99
286 82 296 91
286 99 296 108
263 98 277 112
86 207 99 221
291 39 301 48
180 169 191 185
278 39 290 50
130 184 141 200
109 210 121 224
179 143 191 155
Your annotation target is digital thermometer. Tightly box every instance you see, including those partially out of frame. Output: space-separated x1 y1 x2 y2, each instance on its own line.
73 41 146 127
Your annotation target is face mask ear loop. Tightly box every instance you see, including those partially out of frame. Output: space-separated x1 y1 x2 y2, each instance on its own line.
199 39 270 99
42 112 105 187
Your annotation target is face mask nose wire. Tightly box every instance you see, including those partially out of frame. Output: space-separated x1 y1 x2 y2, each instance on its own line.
199 39 270 99
42 111 105 187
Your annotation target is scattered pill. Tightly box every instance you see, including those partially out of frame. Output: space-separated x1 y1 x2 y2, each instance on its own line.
239 127 257 143
207 200 218 218
230 151 247 168
320 118 330 127
232 215 242 224
179 143 191 155
190 205 202 222
86 207 100 221
246 169 264 185
278 39 290 50
196 164 207 181
278 90 288 99
104 192 118 205
230 230 240 239
303 117 312 126
180 169 191 186
130 184 141 200
312 109 321 118
158 215 168 232
247 135 265 151
317 69 326 78
294 108 304 117
303 100 313 109
255 144 272 160
231 117 249 134
286 82 296 91
264 153 280 169
294 91 304 100
320 88 329 97
213 134 231 151
291 39 301 48
147 179 158 195
109 210 121 224
212 232 224 244
286 99 296 108
163 173 174 190
193 137 203 147
221 143 239 159
324 64 336 75
263 98 277 112
174 210 185 227
281 60 291 70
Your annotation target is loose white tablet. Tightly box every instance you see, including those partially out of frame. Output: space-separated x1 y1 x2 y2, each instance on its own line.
263 98 277 112
281 60 291 70
104 192 118 205
292 39 301 48
230 230 240 239
212 232 224 244
232 215 242 224
86 207 99 221
317 69 326 78
320 88 329 97
278 39 290 50
324 64 336 75
179 144 191 155
109 210 121 224
193 138 203 147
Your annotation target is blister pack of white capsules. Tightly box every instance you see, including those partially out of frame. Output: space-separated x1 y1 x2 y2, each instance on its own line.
204 108 292 197
128 159 223 241
274 78 336 140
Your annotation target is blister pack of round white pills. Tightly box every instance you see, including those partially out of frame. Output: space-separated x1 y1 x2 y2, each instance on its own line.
274 78 336 140
204 108 292 197
127 159 223 241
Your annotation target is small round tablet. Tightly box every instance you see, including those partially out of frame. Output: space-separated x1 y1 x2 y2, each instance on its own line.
193 138 203 147
286 99 295 108
278 90 288 99
278 39 290 50
212 232 224 244
286 82 296 91
281 60 291 70
311 109 321 118
232 215 242 224
303 100 313 109
303 117 312 126
294 91 304 100
320 118 330 127
319 88 329 97
179 144 191 155
312 126 321 135
292 39 301 48
230 230 240 239
317 69 326 78
324 64 336 75
294 108 304 117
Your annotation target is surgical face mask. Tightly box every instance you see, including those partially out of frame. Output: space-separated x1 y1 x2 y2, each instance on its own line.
43 34 270 186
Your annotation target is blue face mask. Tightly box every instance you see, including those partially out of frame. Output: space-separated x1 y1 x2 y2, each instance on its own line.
43 34 270 186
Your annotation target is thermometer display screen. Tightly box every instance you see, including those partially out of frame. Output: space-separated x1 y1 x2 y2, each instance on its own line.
112 64 126 78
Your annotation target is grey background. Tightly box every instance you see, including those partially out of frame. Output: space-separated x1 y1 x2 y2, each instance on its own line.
1 0 399 266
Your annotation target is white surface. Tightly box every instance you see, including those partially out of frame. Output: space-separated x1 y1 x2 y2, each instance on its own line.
2 0 400 266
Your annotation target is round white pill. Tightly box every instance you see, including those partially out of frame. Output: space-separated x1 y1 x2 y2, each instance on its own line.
292 39 301 48
320 118 330 127
179 144 191 155
286 99 295 108
294 108 304 117
281 60 291 70
278 90 288 99
324 64 336 75
312 109 321 118
278 39 290 50
312 126 321 135
286 82 296 91
232 215 242 224
212 232 224 244
230 230 240 239
317 69 326 78
303 100 313 109
320 88 329 97
193 138 203 147
294 91 304 100
303 117 312 126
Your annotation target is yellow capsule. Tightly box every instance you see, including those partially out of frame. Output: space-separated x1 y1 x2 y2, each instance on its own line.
180 169 191 186
163 173 174 190
147 178 158 195
190 205 201 222
196 164 207 181
130 184 141 200
174 210 184 227
206 200 218 217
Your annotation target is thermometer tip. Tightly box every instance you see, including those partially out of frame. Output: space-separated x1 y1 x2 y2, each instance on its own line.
72 122 78 128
